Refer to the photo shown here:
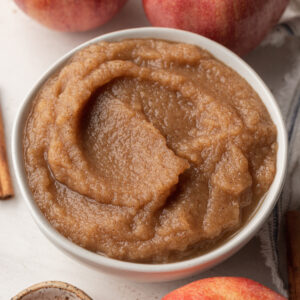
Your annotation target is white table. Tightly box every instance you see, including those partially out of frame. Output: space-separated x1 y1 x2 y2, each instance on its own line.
0 1 294 298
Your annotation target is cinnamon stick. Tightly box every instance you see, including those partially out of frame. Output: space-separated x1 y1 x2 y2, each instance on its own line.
286 211 300 300
0 106 13 198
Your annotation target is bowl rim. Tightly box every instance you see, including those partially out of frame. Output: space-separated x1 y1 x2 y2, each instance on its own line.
11 281 92 300
12 27 288 274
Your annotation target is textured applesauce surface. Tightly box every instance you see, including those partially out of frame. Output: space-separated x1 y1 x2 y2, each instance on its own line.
23 39 277 263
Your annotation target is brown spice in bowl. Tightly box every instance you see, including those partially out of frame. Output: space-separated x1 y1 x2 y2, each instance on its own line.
11 281 91 300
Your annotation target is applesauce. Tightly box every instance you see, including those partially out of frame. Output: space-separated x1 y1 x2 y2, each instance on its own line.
23 39 277 263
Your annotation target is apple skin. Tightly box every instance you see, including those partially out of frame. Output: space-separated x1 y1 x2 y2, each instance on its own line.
143 0 289 56
162 277 287 300
14 0 128 32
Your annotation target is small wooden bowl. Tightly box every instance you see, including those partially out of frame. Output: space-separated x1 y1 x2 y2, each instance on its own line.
11 281 92 300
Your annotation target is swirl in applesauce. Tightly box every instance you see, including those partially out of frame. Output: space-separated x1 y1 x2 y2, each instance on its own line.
23 39 277 263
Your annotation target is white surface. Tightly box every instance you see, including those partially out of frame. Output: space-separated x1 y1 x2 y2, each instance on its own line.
0 0 290 299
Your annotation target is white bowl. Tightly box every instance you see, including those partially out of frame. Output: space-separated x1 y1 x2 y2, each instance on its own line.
12 27 287 282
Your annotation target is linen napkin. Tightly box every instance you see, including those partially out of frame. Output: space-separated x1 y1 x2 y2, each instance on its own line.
244 15 300 296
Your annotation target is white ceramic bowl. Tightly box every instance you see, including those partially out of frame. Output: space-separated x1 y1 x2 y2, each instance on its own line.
12 27 287 282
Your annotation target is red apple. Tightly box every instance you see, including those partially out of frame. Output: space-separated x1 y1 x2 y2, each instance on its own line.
143 0 289 56
162 277 287 300
14 0 128 32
